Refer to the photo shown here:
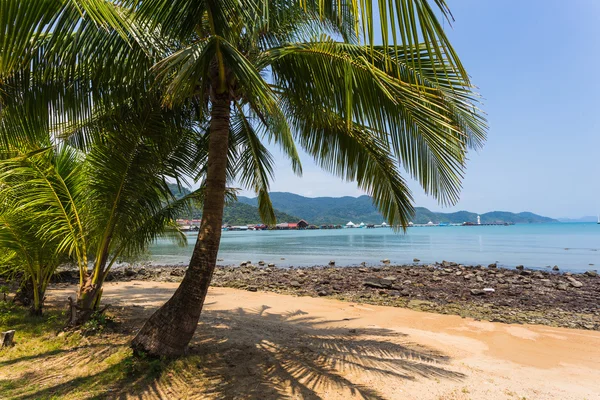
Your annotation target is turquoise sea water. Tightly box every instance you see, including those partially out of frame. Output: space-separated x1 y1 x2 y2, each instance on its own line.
147 223 600 273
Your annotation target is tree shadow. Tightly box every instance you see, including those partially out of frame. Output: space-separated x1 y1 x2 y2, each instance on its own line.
0 344 107 367
184 306 464 399
3 305 465 399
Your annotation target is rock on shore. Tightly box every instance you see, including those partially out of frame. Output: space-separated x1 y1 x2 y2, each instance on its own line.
50 262 600 331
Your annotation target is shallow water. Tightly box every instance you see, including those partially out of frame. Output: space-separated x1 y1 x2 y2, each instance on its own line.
147 223 600 272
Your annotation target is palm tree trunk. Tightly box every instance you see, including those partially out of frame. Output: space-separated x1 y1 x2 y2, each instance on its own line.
69 273 102 325
30 280 43 316
71 245 111 326
131 93 231 357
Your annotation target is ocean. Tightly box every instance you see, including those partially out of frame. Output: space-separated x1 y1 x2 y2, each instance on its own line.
147 222 600 273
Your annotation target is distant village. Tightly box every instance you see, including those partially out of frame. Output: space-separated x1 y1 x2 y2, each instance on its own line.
176 215 513 231
175 219 391 231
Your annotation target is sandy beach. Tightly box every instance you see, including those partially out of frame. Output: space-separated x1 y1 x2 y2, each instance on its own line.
41 281 600 399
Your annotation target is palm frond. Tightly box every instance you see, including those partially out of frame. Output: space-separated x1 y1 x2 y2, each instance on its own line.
267 37 486 206
285 105 414 228
230 104 277 225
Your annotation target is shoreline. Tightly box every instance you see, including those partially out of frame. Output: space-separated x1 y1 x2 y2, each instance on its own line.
51 261 600 331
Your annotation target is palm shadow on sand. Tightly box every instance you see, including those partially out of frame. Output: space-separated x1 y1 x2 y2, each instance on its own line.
5 304 464 400
186 305 465 399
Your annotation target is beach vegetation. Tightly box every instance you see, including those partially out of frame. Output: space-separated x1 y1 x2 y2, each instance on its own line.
0 98 202 323
0 0 486 356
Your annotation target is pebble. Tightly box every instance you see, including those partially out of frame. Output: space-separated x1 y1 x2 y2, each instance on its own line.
569 280 583 288
520 270 533 276
363 278 393 289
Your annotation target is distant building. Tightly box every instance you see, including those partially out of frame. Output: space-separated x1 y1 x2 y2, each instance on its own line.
297 219 309 229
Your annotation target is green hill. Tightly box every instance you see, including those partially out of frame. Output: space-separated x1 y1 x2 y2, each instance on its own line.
237 192 557 225
167 186 556 225
167 184 299 225
221 202 299 225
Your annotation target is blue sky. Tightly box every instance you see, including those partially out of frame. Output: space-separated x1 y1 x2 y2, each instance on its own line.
241 0 600 219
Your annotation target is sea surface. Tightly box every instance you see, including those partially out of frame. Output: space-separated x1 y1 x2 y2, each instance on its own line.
147 223 600 273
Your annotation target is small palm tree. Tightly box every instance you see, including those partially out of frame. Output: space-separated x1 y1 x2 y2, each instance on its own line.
0 98 204 323
0 209 61 316
0 145 82 315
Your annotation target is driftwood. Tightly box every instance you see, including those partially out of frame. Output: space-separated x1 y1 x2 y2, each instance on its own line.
1 330 15 348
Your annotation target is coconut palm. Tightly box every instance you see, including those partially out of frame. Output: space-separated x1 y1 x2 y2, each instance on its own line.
120 0 487 356
0 205 62 316
0 144 83 315
0 97 205 323
0 0 487 355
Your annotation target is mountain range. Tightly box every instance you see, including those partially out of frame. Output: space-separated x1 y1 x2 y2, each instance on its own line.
168 185 557 225
237 192 557 225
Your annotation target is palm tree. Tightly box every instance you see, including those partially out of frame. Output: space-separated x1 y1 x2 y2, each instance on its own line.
0 145 82 316
0 208 61 316
66 99 204 324
0 0 486 355
123 0 487 356
0 97 205 323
